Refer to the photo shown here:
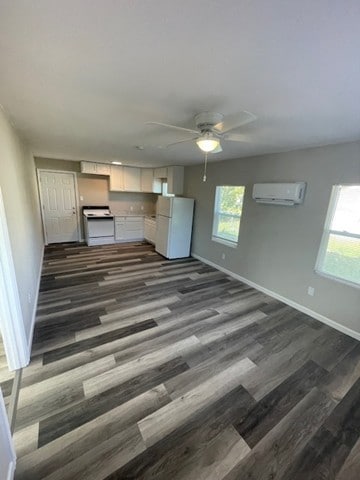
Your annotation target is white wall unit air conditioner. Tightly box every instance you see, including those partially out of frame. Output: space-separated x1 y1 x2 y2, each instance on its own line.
252 182 306 206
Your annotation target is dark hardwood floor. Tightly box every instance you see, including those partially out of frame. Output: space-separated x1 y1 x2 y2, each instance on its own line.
13 242 360 479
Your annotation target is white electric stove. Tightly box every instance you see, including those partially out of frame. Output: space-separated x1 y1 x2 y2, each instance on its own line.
82 206 114 246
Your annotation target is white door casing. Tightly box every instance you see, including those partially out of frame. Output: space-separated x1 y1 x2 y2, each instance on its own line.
0 188 29 370
38 170 80 244
0 389 16 480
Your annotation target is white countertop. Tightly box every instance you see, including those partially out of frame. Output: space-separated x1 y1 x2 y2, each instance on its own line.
111 212 156 220
112 213 145 217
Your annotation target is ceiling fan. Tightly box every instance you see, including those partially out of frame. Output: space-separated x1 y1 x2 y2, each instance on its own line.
146 111 257 154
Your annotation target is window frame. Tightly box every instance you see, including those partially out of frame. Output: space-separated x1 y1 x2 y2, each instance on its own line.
315 184 360 289
211 185 245 248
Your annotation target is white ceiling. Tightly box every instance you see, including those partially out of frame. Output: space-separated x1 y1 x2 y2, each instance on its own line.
0 0 359 167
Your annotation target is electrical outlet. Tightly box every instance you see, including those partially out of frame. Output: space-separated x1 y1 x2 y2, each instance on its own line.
130 205 133 211
307 286 315 296
141 205 144 211
221 253 226 260
80 195 84 201
27 292 32 304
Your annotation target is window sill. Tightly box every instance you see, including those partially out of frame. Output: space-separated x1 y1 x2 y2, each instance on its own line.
211 236 238 248
314 269 360 289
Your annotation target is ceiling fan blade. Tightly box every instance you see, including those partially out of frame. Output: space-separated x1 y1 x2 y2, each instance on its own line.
223 132 251 142
215 111 257 134
166 137 199 148
211 144 223 153
146 122 199 135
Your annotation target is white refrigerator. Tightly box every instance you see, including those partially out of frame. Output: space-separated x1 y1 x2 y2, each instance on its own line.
155 196 195 259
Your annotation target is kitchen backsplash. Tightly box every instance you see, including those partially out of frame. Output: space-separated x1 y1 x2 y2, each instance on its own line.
77 176 157 215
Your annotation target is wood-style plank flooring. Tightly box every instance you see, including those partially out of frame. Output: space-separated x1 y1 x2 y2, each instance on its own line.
14 242 360 479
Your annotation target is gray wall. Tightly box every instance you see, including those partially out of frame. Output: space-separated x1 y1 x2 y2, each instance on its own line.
184 141 360 333
0 108 44 342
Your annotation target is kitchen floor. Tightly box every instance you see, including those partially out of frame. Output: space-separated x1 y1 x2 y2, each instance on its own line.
14 242 360 480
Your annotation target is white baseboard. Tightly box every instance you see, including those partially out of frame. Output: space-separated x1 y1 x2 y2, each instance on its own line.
192 252 360 342
27 244 45 358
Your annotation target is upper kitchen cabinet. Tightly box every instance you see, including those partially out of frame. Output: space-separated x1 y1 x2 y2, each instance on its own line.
123 166 141 192
154 167 168 179
141 169 162 194
81 161 110 176
110 166 141 192
167 166 184 195
96 163 111 175
109 165 124 191
153 165 184 195
85 161 183 194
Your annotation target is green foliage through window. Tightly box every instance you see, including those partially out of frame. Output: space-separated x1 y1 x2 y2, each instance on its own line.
213 186 245 244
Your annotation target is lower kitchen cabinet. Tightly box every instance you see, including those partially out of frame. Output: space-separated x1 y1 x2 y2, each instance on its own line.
144 217 156 244
115 216 144 242
114 217 126 241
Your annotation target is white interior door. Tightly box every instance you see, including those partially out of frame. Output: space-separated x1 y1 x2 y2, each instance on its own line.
0 388 16 480
39 171 79 244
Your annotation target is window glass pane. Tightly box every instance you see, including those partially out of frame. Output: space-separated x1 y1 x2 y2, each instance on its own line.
322 233 360 284
331 186 360 235
218 186 245 216
212 185 245 244
216 214 240 242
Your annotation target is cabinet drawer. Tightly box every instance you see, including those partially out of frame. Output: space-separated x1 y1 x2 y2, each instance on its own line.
126 218 143 229
125 228 143 235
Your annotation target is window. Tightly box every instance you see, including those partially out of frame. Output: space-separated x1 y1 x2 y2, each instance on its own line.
212 186 245 246
315 185 360 287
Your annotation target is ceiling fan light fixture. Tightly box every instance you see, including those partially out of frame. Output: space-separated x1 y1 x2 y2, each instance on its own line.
196 133 220 153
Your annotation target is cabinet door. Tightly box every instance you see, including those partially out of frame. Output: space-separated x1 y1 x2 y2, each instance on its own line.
141 169 154 193
144 219 151 241
147 220 156 243
154 167 167 179
81 161 97 174
167 166 184 195
125 216 144 240
109 165 124 191
96 163 110 175
144 220 149 239
123 167 141 192
115 218 126 241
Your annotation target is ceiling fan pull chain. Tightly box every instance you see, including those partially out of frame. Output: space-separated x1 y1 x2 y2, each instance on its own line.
203 152 208 182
